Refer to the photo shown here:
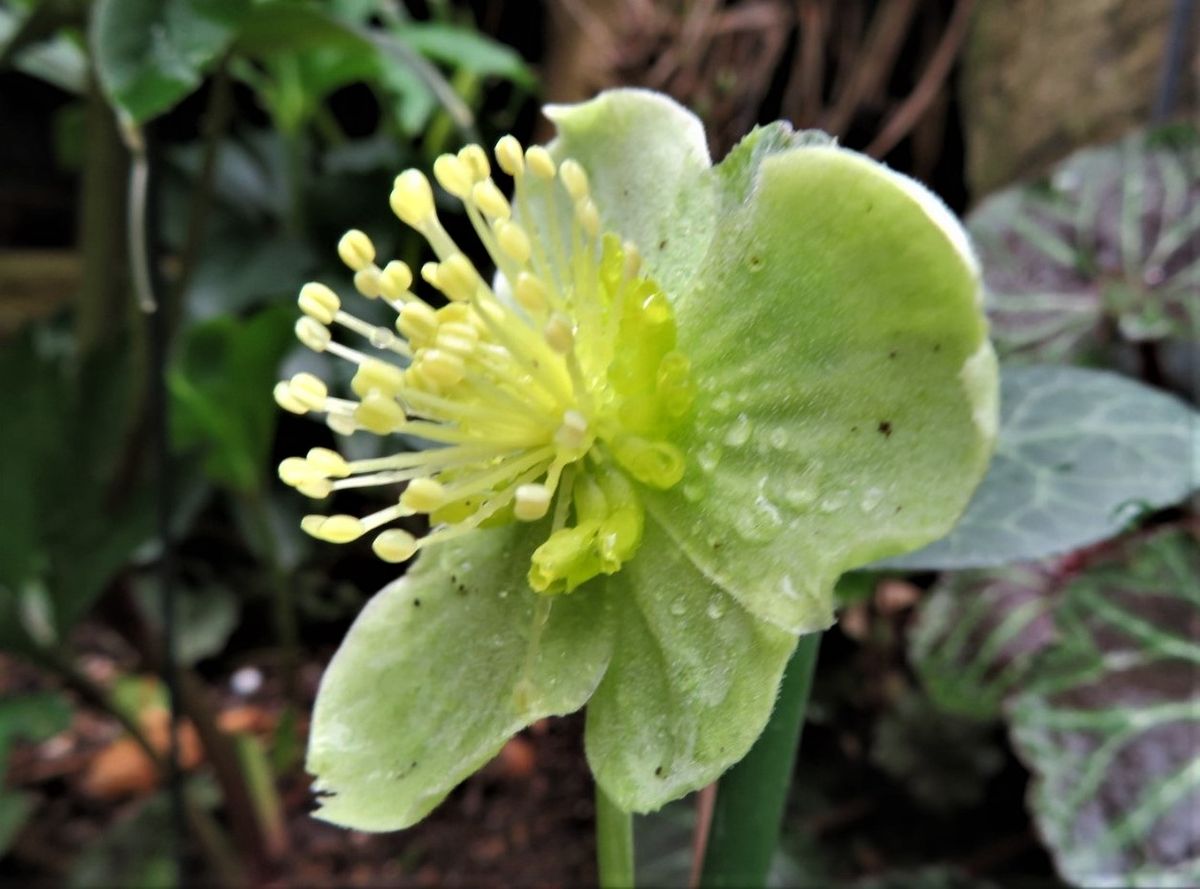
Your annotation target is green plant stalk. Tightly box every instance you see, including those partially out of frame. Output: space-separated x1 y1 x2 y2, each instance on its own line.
700 632 822 888
596 781 635 889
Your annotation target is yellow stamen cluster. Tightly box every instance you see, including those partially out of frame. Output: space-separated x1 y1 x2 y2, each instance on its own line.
275 137 694 593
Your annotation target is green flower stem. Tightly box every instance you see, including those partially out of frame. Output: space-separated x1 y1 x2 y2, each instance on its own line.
596 781 635 889
700 632 822 888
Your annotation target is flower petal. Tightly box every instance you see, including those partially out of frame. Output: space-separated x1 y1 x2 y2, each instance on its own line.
647 139 997 633
545 88 716 298
307 524 614 830
585 517 796 811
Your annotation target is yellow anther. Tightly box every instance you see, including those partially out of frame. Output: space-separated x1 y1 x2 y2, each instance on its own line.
433 153 474 198
437 254 480 302
544 313 575 354
419 349 466 388
306 447 350 478
436 303 473 325
436 322 479 357
421 261 441 288
354 267 383 299
288 373 328 410
495 220 532 263
354 391 406 434
514 484 552 521
458 144 490 180
525 146 556 180
495 135 524 176
351 358 406 398
296 477 333 499
401 478 447 512
380 260 413 299
273 381 308 415
575 198 600 238
302 514 365 543
397 302 438 344
471 180 510 219
555 410 590 451
373 529 418 563
278 456 316 486
391 169 435 226
298 281 340 324
559 159 589 201
337 229 376 271
514 272 547 313
295 316 331 352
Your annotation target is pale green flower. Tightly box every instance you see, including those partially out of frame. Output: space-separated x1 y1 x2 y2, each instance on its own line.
273 89 997 829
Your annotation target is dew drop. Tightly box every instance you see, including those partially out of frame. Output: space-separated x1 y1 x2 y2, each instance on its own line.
669 600 686 617
697 442 722 474
819 490 848 513
734 494 784 542
860 486 885 513
706 600 726 620
683 480 706 502
713 392 733 413
784 485 818 508
724 413 753 448
768 428 789 450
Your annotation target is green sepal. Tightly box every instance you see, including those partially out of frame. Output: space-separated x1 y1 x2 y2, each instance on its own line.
308 524 614 830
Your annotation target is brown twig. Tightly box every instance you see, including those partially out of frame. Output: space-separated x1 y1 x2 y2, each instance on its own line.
688 783 718 889
822 0 918 136
867 0 976 159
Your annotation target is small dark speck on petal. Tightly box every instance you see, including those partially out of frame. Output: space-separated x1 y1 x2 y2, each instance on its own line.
878 421 893 437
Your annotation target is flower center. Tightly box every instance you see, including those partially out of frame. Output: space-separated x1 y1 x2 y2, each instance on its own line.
275 137 693 594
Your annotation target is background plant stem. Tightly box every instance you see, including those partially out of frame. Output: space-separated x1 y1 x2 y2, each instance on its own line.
595 782 635 889
700 632 822 889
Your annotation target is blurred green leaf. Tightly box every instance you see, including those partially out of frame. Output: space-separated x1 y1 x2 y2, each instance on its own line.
1008 528 1200 887
881 366 1199 570
169 304 295 492
69 792 181 888
0 691 72 855
909 562 1058 720
0 792 34 857
0 5 86 93
135 581 239 665
392 22 533 87
0 333 152 653
971 125 1199 364
0 692 72 765
90 0 242 122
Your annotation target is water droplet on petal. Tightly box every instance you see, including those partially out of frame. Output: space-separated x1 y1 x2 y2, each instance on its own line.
768 428 789 450
669 600 686 617
683 480 706 502
860 486 885 513
706 600 725 620
785 485 818 508
819 490 848 513
697 442 722 474
724 413 752 448
734 494 784 542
